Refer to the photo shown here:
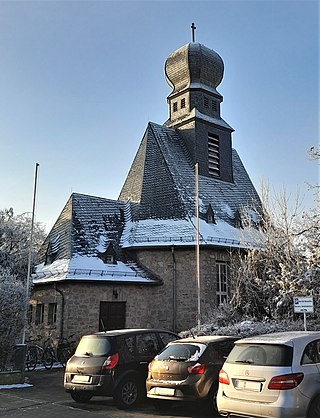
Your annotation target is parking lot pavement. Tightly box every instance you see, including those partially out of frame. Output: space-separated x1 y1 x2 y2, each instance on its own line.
0 367 218 418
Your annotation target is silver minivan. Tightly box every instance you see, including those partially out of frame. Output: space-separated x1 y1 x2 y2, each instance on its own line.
217 331 320 418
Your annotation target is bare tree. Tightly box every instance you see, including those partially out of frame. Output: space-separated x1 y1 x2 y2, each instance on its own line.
230 184 320 321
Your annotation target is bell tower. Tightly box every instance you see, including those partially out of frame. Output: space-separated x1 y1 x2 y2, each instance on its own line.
164 36 234 183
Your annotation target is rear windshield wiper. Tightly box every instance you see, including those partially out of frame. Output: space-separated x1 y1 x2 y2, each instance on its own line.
83 351 93 357
235 360 253 364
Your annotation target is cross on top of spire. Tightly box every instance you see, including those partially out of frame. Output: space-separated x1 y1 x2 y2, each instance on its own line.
191 22 196 42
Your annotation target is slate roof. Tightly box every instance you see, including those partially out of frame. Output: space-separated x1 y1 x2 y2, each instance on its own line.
34 116 262 285
119 121 262 248
33 193 161 284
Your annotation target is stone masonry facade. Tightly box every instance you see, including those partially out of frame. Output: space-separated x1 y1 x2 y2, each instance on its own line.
30 246 232 345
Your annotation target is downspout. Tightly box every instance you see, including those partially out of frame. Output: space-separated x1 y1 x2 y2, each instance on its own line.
54 284 65 341
171 245 176 333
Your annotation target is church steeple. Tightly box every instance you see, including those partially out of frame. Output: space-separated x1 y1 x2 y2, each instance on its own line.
164 40 234 183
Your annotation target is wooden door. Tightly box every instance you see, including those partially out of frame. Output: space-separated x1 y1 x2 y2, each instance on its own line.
99 301 126 331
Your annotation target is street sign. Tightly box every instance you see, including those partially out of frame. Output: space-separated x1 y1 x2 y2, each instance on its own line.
293 296 314 313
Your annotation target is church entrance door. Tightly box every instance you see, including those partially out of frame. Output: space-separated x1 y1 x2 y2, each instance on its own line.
99 301 126 331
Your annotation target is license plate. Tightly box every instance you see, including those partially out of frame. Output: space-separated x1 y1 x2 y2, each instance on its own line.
234 379 261 392
72 375 91 383
155 387 175 396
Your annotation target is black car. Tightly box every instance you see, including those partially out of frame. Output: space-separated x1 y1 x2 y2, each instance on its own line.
64 328 179 409
146 335 237 412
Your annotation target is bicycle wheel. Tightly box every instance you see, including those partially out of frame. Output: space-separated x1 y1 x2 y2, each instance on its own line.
57 347 70 367
42 348 54 369
26 347 37 371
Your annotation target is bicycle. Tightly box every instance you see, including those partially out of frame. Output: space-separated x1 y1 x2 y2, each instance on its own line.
56 334 77 367
26 336 54 371
26 344 37 371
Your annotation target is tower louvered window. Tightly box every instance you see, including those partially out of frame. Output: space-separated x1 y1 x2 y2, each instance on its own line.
208 133 220 177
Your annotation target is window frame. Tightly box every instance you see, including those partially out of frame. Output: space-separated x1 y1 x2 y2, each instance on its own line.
216 261 229 305
35 303 44 325
28 304 33 325
48 302 57 325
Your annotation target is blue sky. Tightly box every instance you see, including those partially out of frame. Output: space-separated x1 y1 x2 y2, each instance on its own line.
0 0 318 231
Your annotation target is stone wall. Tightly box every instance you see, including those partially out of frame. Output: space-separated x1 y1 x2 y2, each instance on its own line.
30 246 232 343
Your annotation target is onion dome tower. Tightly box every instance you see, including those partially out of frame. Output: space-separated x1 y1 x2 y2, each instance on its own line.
164 38 234 183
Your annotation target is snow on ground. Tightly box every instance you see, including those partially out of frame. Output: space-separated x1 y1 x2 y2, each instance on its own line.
0 383 32 390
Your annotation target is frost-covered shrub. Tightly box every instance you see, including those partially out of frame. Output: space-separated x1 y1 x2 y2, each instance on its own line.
0 267 26 370
180 317 320 339
0 209 45 370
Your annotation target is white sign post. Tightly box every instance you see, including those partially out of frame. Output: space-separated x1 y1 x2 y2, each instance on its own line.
293 297 314 331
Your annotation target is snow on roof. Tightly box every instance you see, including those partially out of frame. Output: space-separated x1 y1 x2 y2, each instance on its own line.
235 331 320 345
33 255 158 284
121 216 262 249
166 108 233 131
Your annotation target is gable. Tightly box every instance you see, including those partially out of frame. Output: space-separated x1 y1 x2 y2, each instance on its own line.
118 130 148 203
119 124 188 220
38 195 73 262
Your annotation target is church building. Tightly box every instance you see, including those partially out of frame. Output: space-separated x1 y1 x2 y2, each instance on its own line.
29 37 262 343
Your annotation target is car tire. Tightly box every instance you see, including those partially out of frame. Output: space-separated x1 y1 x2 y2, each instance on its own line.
113 376 141 409
308 396 320 418
205 384 218 414
70 391 93 403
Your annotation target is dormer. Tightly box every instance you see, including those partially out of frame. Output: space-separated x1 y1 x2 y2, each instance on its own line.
234 210 243 229
98 242 117 265
205 204 215 224
45 235 60 265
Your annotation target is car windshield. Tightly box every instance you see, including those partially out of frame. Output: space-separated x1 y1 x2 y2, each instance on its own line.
75 336 112 357
156 343 205 362
226 343 293 366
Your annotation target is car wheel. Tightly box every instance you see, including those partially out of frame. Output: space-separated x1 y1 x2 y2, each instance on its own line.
114 376 140 409
205 384 218 414
70 391 93 403
308 396 320 418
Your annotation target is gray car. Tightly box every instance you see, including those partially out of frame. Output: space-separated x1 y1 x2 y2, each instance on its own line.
64 328 179 409
217 331 320 418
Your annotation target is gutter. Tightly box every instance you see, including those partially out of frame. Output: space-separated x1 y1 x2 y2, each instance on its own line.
54 284 65 341
171 245 177 333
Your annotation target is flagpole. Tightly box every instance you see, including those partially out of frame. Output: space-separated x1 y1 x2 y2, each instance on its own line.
195 162 201 331
22 163 40 344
